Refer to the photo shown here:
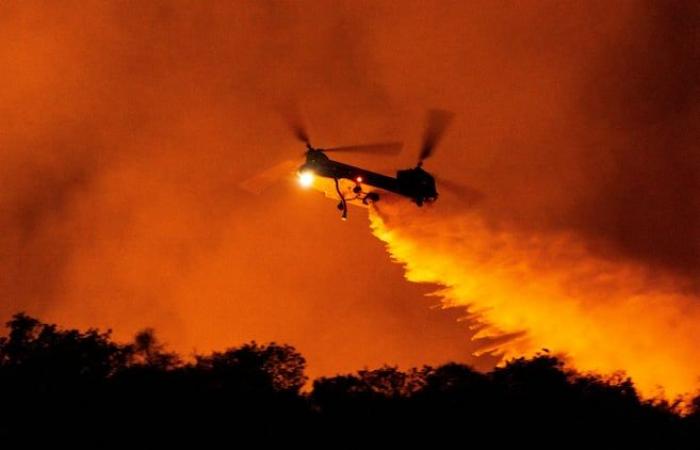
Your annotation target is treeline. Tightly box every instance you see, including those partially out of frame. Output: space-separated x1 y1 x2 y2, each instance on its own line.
0 313 698 447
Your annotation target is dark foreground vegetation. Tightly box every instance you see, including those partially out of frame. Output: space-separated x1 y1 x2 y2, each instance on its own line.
1 314 698 447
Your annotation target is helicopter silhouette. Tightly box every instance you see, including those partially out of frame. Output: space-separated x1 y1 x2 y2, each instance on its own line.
243 109 475 219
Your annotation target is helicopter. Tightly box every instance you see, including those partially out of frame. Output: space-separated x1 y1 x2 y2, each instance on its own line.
294 110 453 219
243 109 471 219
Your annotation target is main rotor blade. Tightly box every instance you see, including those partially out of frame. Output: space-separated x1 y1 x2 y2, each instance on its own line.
436 176 483 206
280 102 311 146
240 160 300 194
323 142 403 155
290 120 310 145
419 109 454 164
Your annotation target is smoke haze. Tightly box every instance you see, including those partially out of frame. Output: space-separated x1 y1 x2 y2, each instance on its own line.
1 1 698 387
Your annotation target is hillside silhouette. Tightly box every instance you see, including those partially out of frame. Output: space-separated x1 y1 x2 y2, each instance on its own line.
0 313 697 447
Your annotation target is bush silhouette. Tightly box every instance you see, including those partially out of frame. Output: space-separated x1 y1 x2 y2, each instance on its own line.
0 313 696 446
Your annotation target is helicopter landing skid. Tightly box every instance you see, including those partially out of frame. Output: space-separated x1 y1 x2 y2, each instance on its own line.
334 178 348 220
334 178 380 220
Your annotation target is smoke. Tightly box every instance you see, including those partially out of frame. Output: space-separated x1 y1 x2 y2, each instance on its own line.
365 1 700 401
0 1 485 378
1 1 698 383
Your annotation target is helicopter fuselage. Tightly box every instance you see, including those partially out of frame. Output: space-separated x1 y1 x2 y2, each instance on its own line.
298 149 438 207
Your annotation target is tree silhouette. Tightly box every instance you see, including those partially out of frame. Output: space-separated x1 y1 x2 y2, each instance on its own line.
0 313 126 386
128 327 181 369
0 313 695 446
195 341 307 394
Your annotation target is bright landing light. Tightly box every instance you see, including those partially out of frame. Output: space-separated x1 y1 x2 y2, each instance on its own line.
298 170 314 188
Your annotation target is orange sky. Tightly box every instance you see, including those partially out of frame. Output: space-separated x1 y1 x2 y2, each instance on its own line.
0 1 698 380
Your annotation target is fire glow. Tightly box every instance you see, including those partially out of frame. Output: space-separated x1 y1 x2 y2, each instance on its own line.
369 199 700 404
